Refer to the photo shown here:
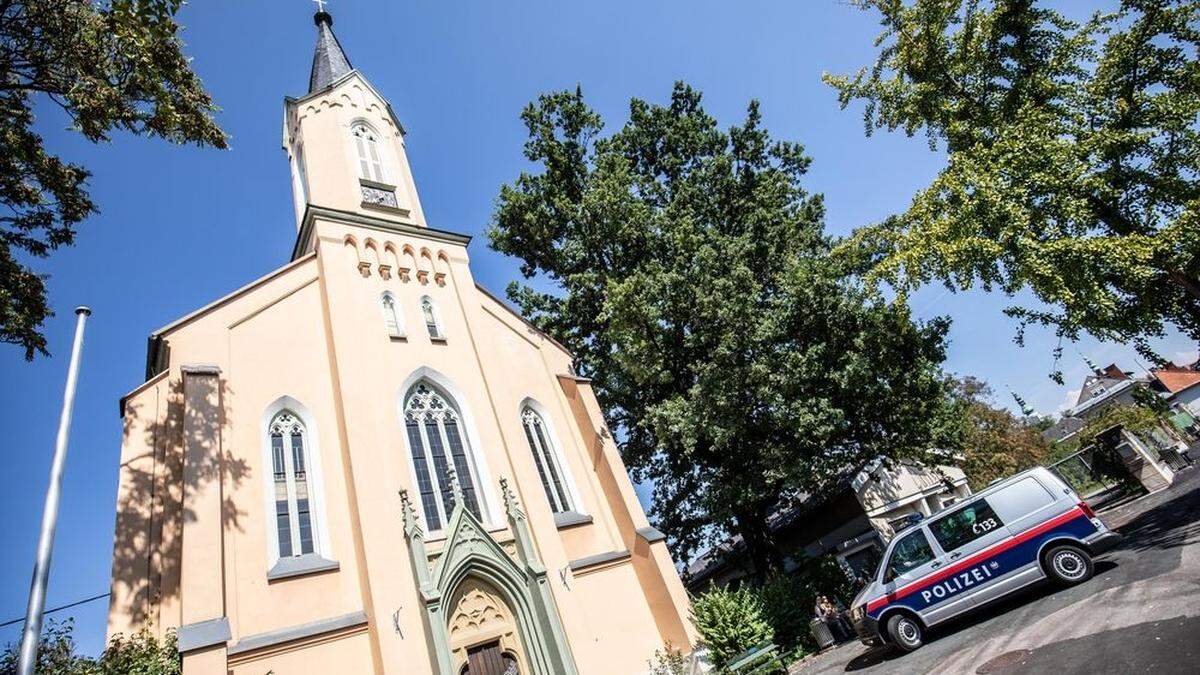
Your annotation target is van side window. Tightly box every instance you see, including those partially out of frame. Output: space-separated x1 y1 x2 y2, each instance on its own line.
886 529 935 581
929 499 1005 553
989 477 1056 523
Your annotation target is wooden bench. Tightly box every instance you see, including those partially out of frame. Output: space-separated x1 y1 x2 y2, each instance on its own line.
727 642 787 674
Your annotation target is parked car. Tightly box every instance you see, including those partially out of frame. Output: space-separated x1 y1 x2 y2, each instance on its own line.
848 467 1121 652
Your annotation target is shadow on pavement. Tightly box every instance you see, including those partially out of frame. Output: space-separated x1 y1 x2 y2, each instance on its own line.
974 614 1200 674
844 646 898 671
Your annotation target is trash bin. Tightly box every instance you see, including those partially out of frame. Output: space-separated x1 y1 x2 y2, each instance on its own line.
809 618 835 650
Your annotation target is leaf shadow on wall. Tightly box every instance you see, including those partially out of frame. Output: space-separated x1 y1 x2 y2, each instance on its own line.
111 376 250 628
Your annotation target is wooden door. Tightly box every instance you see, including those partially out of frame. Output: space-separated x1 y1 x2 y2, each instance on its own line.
465 641 517 675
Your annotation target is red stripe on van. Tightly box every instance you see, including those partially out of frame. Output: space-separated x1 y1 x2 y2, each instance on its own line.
865 507 1084 613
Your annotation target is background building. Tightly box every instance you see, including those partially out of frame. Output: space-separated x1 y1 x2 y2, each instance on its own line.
686 460 970 592
1044 362 1196 495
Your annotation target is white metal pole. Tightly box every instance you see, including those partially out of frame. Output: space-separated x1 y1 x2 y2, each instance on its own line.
17 306 91 675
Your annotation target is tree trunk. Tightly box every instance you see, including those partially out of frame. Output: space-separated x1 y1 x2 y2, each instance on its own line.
1168 270 1200 304
735 508 783 584
1088 194 1200 304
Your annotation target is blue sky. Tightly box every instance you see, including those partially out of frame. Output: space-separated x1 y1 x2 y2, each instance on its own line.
1 0 1193 656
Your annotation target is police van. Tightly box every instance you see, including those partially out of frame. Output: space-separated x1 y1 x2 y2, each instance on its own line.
848 467 1121 652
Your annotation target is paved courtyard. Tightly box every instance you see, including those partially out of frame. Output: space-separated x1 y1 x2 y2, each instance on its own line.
792 467 1200 674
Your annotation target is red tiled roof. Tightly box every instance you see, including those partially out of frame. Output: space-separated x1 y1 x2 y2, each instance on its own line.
1152 365 1200 394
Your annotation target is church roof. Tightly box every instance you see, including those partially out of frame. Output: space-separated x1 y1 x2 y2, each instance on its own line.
309 11 353 93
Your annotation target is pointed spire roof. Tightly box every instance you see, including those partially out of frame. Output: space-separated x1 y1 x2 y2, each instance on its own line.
309 10 353 93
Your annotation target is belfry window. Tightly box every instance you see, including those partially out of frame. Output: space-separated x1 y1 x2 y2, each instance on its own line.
381 292 403 337
403 382 482 530
422 295 444 340
351 122 385 182
521 407 573 513
269 411 316 557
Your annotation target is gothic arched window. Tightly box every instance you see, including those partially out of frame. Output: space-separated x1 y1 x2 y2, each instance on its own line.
381 292 403 337
421 295 444 340
521 406 573 513
404 382 481 530
351 122 385 182
269 411 317 557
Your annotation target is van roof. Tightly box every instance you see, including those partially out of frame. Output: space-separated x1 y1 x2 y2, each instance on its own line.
924 467 1062 522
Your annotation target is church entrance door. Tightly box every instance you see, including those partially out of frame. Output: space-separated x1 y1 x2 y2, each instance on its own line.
465 640 518 675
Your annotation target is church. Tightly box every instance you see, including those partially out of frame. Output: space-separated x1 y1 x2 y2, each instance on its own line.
105 9 696 674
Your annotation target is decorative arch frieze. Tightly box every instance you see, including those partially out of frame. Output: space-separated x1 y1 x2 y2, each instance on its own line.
341 235 455 285
400 477 577 675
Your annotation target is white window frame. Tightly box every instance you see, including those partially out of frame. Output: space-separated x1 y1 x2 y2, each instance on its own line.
261 397 332 568
290 143 309 221
397 368 500 536
351 121 386 183
519 399 585 517
381 291 404 337
421 295 445 340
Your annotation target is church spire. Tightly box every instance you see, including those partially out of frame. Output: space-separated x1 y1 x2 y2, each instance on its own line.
308 5 353 93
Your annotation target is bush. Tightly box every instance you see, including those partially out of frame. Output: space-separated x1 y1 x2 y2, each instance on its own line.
647 644 688 675
0 620 179 675
758 575 812 653
97 627 180 675
759 555 856 654
691 585 774 671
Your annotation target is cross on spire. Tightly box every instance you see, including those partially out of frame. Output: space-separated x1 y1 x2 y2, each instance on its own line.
313 0 328 13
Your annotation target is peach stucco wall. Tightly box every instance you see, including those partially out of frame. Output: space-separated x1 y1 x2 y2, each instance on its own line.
107 66 695 674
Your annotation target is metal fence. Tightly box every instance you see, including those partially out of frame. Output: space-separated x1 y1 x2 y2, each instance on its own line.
1047 447 1121 498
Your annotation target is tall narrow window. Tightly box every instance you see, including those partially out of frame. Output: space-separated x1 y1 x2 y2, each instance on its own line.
351 123 385 182
521 407 573 513
421 296 444 340
404 382 482 530
381 292 403 337
269 411 316 557
291 144 309 220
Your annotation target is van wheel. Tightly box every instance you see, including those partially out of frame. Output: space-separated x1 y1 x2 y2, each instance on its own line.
886 613 924 652
1044 544 1094 586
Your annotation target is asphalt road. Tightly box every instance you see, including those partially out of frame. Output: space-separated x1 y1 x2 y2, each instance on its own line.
793 467 1200 675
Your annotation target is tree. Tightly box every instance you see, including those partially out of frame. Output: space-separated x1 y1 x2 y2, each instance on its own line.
489 83 956 577
1 0 226 359
943 376 1053 487
826 0 1200 376
0 619 179 674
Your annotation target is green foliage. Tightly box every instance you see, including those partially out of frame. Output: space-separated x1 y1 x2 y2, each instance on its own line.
827 0 1200 374
647 644 688 675
690 586 774 671
0 620 92 675
943 376 1054 488
489 82 957 575
757 576 810 655
1077 403 1168 450
1 0 227 359
94 627 180 675
0 620 179 674
758 556 855 653
1053 403 1171 490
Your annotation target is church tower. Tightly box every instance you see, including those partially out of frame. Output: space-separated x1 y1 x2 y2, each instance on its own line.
106 8 697 674
283 9 427 229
